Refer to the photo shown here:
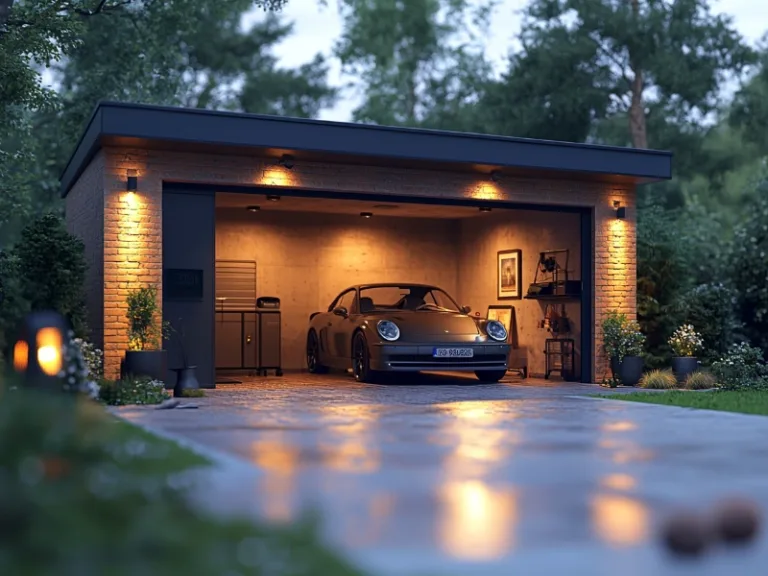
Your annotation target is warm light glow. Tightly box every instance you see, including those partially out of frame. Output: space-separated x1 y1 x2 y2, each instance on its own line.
36 327 63 376
600 420 637 432
600 473 637 491
12 340 29 372
467 181 502 201
251 437 299 522
318 404 381 472
438 480 517 559
259 166 298 187
591 494 649 546
122 190 140 208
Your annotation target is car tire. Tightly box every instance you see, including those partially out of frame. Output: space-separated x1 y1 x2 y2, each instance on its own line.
352 332 378 383
474 369 507 383
306 330 328 374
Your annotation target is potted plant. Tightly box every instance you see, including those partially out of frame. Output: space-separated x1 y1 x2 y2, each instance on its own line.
169 317 200 397
123 285 169 383
603 311 646 386
668 324 703 383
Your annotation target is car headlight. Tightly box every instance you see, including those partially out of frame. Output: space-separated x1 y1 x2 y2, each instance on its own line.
377 320 400 341
486 320 507 342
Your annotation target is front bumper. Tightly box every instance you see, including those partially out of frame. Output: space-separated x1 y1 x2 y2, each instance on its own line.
369 342 510 372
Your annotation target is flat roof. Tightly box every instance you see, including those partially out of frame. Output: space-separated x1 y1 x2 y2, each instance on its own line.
59 101 673 197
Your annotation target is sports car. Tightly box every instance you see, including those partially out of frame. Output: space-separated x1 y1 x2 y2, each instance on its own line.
306 283 511 383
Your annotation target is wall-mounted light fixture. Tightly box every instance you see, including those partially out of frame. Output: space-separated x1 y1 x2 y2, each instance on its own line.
126 169 138 191
490 170 501 183
246 205 260 213
614 200 626 220
479 206 492 213
360 212 373 219
266 194 281 202
278 154 295 170
13 311 70 389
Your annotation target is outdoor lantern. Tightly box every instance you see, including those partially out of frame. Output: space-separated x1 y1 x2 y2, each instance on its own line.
13 311 70 389
279 154 295 170
490 170 501 183
126 168 138 191
614 200 626 220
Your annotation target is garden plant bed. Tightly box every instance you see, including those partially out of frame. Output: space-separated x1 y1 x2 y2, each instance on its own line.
602 390 768 416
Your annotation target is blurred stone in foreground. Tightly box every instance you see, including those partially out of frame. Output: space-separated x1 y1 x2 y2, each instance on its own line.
660 512 712 557
713 499 761 545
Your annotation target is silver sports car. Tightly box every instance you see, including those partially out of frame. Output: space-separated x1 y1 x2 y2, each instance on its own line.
306 283 511 383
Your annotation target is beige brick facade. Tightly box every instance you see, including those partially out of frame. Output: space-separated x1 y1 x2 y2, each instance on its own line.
67 146 636 381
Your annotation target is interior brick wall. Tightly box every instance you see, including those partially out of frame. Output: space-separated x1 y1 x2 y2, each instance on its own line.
67 146 636 381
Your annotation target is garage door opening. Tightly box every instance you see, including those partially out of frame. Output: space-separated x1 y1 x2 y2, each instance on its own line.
209 189 591 383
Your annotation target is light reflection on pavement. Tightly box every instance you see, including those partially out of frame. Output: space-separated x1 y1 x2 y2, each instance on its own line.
116 373 768 576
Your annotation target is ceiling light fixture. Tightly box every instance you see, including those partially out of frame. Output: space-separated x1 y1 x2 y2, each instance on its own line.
278 154 295 170
246 205 260 212
479 206 492 213
266 194 280 202
360 212 373 219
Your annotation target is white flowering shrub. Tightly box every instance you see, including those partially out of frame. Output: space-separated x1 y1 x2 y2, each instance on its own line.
71 337 103 379
98 376 168 406
711 342 768 391
668 324 704 357
59 332 100 400
602 311 645 361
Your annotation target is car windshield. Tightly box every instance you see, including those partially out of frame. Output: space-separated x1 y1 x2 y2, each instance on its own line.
358 285 461 313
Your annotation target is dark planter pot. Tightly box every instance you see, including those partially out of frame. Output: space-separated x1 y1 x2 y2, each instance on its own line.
173 366 200 398
122 350 167 383
610 356 645 386
672 356 699 384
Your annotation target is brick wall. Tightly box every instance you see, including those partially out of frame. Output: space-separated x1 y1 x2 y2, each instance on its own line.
69 146 636 381
64 151 105 348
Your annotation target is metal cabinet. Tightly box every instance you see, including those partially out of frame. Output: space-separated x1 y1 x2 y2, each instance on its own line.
215 312 243 369
257 310 282 376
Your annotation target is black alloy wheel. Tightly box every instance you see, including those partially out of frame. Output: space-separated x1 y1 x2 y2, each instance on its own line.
306 331 328 374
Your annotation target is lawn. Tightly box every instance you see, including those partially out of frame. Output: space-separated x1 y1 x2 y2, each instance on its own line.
603 390 768 416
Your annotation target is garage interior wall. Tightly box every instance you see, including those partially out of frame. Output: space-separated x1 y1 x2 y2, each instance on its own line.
215 205 581 377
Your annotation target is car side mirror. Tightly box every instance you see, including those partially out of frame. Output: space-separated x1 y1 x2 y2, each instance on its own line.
333 306 348 317
461 305 471 314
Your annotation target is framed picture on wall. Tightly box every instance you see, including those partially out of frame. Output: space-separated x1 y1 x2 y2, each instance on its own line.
497 249 522 300
487 305 514 343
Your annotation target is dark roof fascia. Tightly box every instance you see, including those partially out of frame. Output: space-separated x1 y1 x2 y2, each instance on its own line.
60 101 673 197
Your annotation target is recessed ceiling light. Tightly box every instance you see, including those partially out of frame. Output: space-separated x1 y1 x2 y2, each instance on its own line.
479 207 492 212
247 205 260 212
360 212 373 218
266 194 280 202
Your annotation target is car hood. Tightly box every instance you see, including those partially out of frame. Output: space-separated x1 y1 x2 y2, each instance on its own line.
368 311 480 337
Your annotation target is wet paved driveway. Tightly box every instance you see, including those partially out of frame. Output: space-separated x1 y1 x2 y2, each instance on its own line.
117 373 768 576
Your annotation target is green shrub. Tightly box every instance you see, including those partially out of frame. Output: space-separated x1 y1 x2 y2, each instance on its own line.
730 182 768 354
672 283 742 363
99 376 169 406
684 370 718 390
0 250 29 356
711 342 768 391
126 285 169 351
602 311 645 362
12 213 88 336
639 369 678 389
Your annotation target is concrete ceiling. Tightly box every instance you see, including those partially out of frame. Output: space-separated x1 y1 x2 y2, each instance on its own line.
215 192 489 219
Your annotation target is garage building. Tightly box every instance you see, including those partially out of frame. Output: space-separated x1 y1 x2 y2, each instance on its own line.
61 102 672 386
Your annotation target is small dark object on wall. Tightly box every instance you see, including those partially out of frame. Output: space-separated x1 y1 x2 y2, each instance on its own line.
164 268 204 301
713 499 761 545
661 512 712 557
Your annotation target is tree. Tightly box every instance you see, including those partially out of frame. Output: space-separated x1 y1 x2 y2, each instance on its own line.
514 0 755 149
730 42 768 153
333 0 493 127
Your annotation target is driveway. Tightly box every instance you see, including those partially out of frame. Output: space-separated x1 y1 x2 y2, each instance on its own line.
116 373 768 576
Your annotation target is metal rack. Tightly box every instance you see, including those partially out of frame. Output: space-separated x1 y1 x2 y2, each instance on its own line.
544 338 575 381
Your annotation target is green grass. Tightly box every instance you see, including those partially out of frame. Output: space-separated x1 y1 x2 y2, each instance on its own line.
107 418 211 474
603 390 768 416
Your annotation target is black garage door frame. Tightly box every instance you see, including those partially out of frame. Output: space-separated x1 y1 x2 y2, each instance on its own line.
163 182 595 384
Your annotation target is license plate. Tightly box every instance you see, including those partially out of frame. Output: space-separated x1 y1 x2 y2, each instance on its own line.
433 347 474 358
